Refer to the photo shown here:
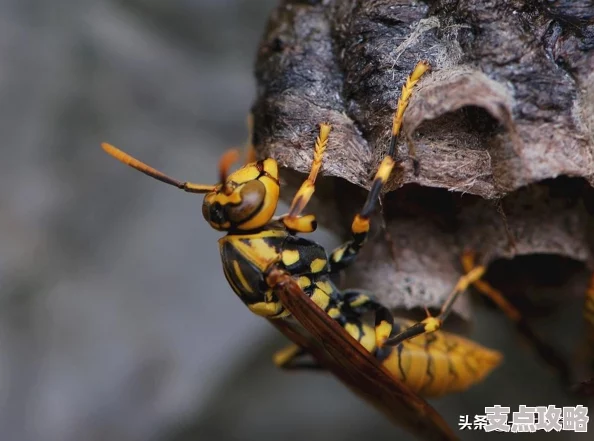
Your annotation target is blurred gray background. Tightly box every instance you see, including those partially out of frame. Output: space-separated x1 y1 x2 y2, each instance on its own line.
0 1 590 441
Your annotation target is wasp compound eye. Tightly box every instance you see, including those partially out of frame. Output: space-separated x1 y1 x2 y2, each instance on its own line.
201 199 210 222
209 202 225 225
226 180 266 224
202 197 226 225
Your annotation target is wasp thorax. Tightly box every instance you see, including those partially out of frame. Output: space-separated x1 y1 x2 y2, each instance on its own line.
201 158 280 231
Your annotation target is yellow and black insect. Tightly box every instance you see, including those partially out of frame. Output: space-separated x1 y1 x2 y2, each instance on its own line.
101 61 502 440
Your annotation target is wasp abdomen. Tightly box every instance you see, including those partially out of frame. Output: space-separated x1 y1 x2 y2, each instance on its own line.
382 319 502 397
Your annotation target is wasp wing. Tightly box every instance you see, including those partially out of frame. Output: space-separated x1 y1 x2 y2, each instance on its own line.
268 271 458 441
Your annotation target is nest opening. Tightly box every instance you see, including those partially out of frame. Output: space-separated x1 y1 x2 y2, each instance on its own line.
481 254 588 317
382 183 478 232
412 105 506 153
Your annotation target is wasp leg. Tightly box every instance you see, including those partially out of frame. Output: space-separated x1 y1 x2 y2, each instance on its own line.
460 250 522 322
461 250 572 385
405 132 421 176
329 61 431 273
273 343 324 370
278 123 332 233
385 265 486 346
244 288 289 318
341 290 396 349
378 198 399 263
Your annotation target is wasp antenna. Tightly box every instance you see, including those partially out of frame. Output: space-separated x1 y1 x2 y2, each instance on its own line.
101 143 216 193
244 113 257 164
219 148 241 188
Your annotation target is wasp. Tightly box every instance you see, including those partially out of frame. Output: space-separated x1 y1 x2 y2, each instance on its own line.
102 61 502 440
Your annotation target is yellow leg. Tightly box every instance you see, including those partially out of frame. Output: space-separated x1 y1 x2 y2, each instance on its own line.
460 251 522 322
273 343 302 367
391 61 431 144
272 343 325 370
279 123 331 233
329 61 431 273
461 250 571 384
385 263 486 347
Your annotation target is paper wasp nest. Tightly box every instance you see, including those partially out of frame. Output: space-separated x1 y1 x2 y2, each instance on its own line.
251 0 594 322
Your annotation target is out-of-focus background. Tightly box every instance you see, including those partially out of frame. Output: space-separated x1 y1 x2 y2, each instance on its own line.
0 1 590 441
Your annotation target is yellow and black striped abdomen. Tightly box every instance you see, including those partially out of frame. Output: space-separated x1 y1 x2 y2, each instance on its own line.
343 316 502 397
380 319 502 397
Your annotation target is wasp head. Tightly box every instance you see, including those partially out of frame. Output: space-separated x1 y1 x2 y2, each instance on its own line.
101 143 280 232
202 154 279 231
